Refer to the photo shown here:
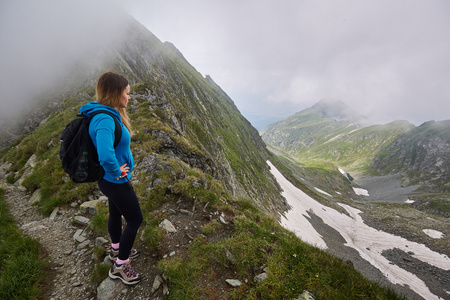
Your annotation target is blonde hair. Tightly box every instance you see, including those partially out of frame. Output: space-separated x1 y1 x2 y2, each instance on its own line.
96 72 132 133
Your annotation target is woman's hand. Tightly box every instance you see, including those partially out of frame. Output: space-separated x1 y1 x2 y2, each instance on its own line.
118 163 129 178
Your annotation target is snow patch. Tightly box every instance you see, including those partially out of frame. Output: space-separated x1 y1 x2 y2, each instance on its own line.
423 229 444 239
353 187 369 196
314 187 332 197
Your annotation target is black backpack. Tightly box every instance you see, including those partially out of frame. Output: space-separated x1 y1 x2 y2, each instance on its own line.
59 110 122 183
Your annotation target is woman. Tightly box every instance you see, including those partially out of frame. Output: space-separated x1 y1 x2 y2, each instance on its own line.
80 72 143 285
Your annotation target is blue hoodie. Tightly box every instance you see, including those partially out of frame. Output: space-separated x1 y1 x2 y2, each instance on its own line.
80 102 134 183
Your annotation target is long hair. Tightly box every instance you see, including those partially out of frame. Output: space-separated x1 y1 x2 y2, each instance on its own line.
96 72 132 133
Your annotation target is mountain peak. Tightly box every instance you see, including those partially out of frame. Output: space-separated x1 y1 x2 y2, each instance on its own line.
164 41 187 61
311 99 367 124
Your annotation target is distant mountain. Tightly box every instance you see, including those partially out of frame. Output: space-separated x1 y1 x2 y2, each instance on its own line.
261 101 449 214
310 99 368 123
261 100 412 173
260 100 362 152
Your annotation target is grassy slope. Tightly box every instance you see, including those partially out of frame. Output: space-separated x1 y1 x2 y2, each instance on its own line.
158 198 403 300
306 122 412 176
117 48 283 213
371 120 450 182
0 188 45 299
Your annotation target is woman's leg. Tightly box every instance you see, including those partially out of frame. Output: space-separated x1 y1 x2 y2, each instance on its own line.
98 179 143 260
107 196 122 244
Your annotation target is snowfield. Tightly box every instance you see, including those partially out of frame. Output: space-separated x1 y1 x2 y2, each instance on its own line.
268 161 450 300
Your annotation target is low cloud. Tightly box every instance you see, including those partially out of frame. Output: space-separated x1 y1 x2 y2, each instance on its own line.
1 1 449 128
0 0 126 120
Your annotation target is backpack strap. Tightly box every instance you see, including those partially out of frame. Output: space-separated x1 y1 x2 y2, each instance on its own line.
85 110 123 148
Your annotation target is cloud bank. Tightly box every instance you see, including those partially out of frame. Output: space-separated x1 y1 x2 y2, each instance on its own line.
128 0 450 128
1 0 449 130
0 0 125 120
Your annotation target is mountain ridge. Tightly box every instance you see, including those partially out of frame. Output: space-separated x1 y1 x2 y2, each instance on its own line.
1 15 286 217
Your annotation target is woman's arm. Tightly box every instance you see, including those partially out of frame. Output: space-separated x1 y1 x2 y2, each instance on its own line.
92 115 123 179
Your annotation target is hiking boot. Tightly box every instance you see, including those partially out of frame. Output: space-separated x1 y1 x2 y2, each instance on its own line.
108 261 142 285
108 246 140 261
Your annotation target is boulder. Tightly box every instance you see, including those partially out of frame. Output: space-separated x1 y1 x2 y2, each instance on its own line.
80 200 102 215
97 277 123 300
159 219 177 233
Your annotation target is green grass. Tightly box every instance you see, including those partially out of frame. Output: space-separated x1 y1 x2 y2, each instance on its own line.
90 202 109 235
142 211 165 250
21 154 97 215
201 221 223 236
0 188 46 299
91 262 110 285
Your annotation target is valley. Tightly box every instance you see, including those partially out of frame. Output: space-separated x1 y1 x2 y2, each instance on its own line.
262 103 449 299
352 173 421 204
269 161 449 299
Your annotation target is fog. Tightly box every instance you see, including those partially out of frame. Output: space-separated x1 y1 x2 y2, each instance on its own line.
0 0 126 121
128 0 450 129
2 1 449 130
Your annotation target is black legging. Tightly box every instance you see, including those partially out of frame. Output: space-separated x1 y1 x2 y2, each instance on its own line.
98 179 143 260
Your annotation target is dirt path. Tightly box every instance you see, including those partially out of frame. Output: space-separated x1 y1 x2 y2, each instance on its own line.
1 181 227 300
3 184 97 299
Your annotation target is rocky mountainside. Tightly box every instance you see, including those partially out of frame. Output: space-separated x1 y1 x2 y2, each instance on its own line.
0 15 285 217
371 120 450 186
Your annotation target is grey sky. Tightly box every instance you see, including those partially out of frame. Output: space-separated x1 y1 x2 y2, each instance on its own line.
1 0 449 130
128 0 450 128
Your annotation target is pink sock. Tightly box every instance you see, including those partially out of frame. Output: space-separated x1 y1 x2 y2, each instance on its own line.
116 258 129 265
111 243 120 249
